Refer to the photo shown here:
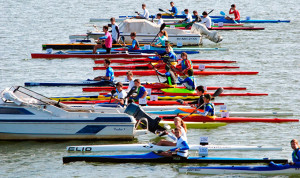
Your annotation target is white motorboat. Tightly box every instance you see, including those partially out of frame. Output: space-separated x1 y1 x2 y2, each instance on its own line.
0 86 153 140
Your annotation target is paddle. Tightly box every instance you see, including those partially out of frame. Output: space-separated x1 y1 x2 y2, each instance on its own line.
158 8 172 16
109 90 117 103
181 87 224 119
149 62 161 83
220 11 237 24
150 23 166 45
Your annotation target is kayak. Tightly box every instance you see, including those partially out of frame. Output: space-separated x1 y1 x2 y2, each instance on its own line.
62 151 288 164
31 52 156 59
147 46 229 51
24 80 118 86
118 15 224 19
177 26 265 30
161 114 299 123
67 49 199 55
94 58 236 64
82 85 247 92
147 108 294 117
179 164 300 174
114 70 259 76
61 100 224 105
159 121 226 129
93 64 239 70
212 18 290 23
66 143 282 152
165 22 245 27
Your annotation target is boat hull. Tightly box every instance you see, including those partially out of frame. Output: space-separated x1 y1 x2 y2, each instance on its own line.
31 53 156 59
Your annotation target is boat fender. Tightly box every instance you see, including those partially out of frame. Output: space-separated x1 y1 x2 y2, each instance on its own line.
3 90 24 105
190 23 223 43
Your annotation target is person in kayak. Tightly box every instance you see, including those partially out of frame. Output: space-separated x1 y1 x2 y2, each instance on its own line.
131 79 148 102
168 1 178 16
159 44 177 62
197 94 215 116
155 65 177 85
93 26 112 54
178 9 193 23
225 4 240 21
157 127 189 157
192 10 202 23
124 32 141 50
135 4 149 19
108 17 120 44
156 13 164 25
125 71 135 92
94 59 114 85
200 11 212 28
154 30 168 47
112 82 127 106
176 52 193 75
290 139 300 165
188 85 205 109
177 69 196 90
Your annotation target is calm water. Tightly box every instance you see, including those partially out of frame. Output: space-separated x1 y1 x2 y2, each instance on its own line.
0 0 299 177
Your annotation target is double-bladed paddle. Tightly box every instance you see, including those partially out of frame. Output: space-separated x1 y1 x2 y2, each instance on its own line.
149 62 161 83
150 23 166 45
220 11 238 24
158 8 172 16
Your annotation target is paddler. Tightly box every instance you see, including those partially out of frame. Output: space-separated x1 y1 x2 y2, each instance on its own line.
112 82 127 106
188 85 205 109
125 71 135 92
124 32 141 50
196 94 215 116
200 11 212 28
108 17 120 44
176 52 193 75
225 4 240 21
94 59 114 85
290 139 300 165
135 4 150 19
168 1 178 16
178 9 193 23
192 10 202 23
153 30 168 47
157 127 189 157
156 13 164 25
130 79 148 101
159 44 177 62
155 65 177 85
93 26 112 54
177 69 196 90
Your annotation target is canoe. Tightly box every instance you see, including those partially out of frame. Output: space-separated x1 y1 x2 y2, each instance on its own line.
66 143 282 152
61 100 224 105
212 18 290 23
93 64 239 70
31 52 156 59
179 164 300 174
161 114 299 123
177 26 265 30
114 70 259 76
94 58 236 64
62 151 288 164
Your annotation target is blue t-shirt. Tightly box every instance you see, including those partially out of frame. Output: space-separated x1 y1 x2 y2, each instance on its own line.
204 103 215 116
135 86 146 100
178 76 195 90
169 6 178 15
292 148 300 163
168 51 177 61
106 67 114 82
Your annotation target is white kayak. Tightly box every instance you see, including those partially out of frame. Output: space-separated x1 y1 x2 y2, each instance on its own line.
66 143 282 152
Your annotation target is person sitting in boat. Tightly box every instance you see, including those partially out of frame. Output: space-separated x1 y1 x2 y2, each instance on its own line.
157 117 187 146
93 26 112 54
188 85 205 109
156 13 164 25
125 71 135 92
112 82 127 106
178 9 193 23
131 79 148 102
155 65 177 85
108 17 120 44
124 32 141 50
94 59 114 85
200 11 212 28
197 94 215 116
168 1 178 16
157 127 189 157
135 4 150 19
225 4 240 21
177 69 196 90
290 139 300 165
176 52 193 75
154 30 168 47
192 10 202 23
159 44 177 62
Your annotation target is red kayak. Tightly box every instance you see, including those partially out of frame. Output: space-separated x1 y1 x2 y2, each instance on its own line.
161 115 299 123
31 53 156 59
177 26 265 30
93 64 239 70
94 58 236 64
114 70 259 76
62 100 224 106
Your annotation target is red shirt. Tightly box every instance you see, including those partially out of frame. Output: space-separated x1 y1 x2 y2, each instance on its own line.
229 9 240 21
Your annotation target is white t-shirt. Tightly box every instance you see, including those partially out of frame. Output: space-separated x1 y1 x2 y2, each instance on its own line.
117 89 127 99
111 24 119 41
157 18 164 25
167 126 187 141
175 136 189 157
185 13 193 23
140 9 149 19
127 80 135 92
200 16 212 28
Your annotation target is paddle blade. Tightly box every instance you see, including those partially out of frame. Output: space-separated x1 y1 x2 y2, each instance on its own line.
158 8 164 12
208 9 214 15
160 23 166 31
220 11 226 16
120 36 125 43
176 99 185 105
212 87 224 97
126 86 137 98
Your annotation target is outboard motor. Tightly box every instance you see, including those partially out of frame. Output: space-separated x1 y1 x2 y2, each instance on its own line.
191 23 223 43
124 103 165 133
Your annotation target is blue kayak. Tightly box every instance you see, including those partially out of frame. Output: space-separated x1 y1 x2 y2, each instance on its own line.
63 151 288 164
179 164 300 174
